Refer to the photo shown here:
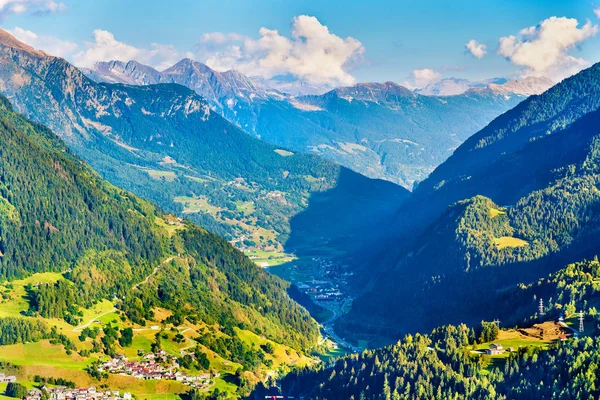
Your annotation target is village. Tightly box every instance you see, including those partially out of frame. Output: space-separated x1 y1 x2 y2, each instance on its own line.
25 386 132 400
292 257 352 302
97 351 219 389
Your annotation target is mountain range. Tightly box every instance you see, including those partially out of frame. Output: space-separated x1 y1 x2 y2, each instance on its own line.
83 59 552 188
415 76 553 96
0 29 407 256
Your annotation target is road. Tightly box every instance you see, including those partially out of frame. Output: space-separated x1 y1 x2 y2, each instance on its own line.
320 297 361 352
179 327 196 352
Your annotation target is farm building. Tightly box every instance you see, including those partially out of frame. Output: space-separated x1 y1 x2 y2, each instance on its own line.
486 344 505 355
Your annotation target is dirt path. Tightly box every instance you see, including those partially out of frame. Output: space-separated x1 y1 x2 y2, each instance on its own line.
132 256 175 291
73 308 117 332
72 256 176 333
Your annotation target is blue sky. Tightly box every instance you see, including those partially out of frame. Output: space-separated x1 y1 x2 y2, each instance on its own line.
2 0 599 87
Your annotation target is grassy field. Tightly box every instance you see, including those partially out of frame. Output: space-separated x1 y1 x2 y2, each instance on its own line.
267 262 315 283
235 329 312 369
0 272 64 318
317 345 351 362
245 251 296 268
174 196 222 214
142 169 177 182
234 201 255 215
274 149 294 157
154 216 185 237
494 236 529 249
489 207 506 218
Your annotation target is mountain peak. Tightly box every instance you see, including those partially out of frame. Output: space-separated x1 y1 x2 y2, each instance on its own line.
0 28 49 57
332 81 415 102
163 58 212 75
487 76 554 96
467 76 554 96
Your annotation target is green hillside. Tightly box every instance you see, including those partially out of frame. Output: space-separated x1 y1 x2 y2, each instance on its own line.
249 321 600 399
0 93 318 398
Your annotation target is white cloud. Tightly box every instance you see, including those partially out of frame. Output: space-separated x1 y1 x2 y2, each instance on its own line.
72 29 190 70
201 32 248 45
0 0 65 19
195 15 365 86
465 39 487 59
594 8 600 19
498 16 598 81
402 68 441 89
7 26 77 57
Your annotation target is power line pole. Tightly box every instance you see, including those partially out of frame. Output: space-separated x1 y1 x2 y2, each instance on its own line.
492 319 501 328
539 298 545 316
579 311 584 333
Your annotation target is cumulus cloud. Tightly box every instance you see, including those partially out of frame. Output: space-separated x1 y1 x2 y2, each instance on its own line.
7 26 77 57
195 15 365 86
402 68 441 89
0 0 65 19
201 32 248 45
594 8 600 19
498 16 598 81
465 39 487 59
73 29 190 70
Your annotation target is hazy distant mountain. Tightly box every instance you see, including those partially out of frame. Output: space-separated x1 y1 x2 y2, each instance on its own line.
479 76 554 96
253 74 335 96
416 76 552 96
415 77 503 96
85 59 551 189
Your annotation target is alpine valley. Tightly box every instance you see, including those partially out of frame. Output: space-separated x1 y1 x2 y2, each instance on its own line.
2 5 600 400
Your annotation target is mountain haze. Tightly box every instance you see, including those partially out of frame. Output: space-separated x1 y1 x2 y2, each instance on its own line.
83 58 548 188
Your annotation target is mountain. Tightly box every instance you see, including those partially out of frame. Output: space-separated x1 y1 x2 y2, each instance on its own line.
253 74 335 96
403 63 600 229
0 91 321 395
415 77 506 96
336 62 600 346
0 29 408 257
481 76 554 96
415 76 552 97
84 59 539 189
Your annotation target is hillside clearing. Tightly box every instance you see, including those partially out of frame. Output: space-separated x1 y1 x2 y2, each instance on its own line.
493 236 528 249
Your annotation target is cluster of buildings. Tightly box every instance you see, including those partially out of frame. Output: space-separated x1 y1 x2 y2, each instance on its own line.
25 386 131 400
298 279 344 302
0 373 17 383
484 344 516 355
97 353 216 388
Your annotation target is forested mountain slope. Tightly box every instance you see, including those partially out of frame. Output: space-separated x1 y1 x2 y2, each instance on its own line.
403 62 600 228
0 29 408 255
0 91 318 354
337 64 600 345
84 60 544 189
249 322 600 400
